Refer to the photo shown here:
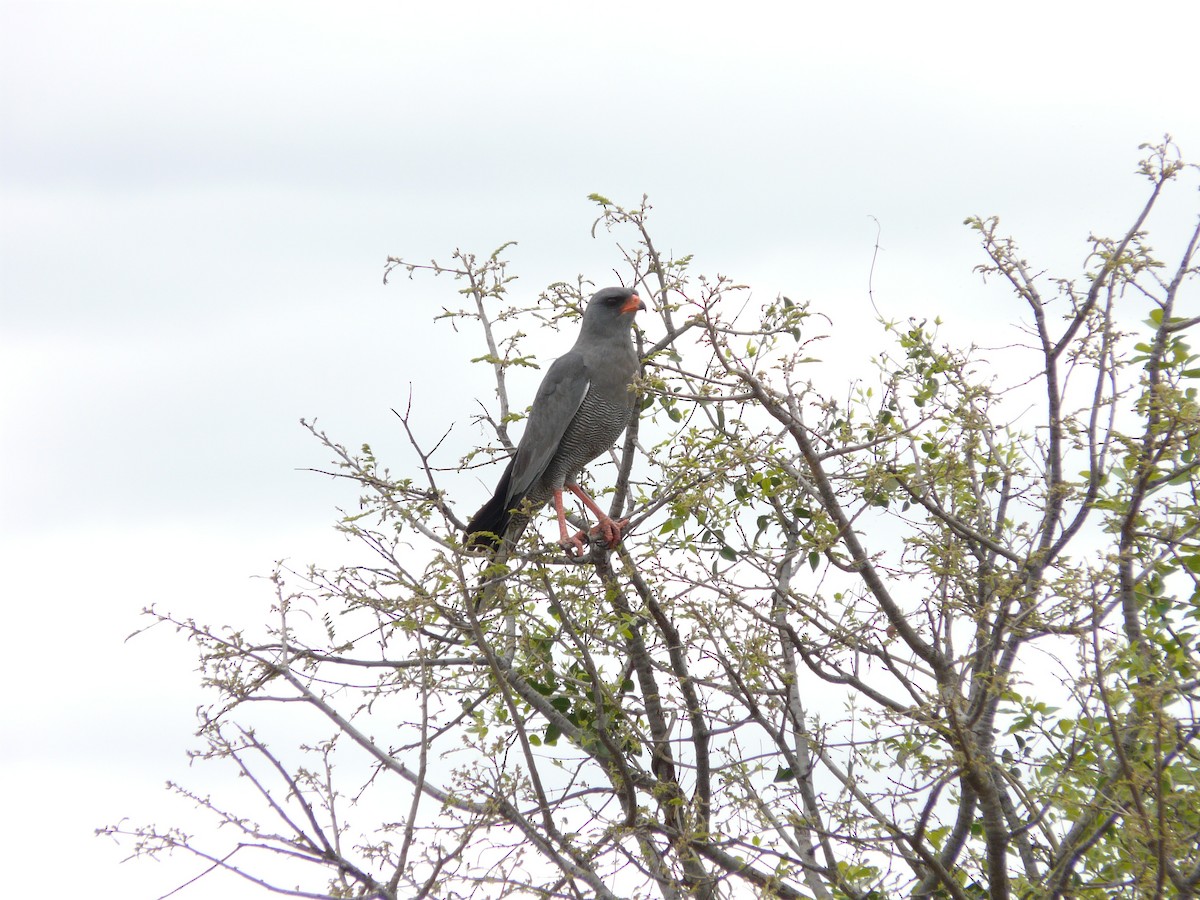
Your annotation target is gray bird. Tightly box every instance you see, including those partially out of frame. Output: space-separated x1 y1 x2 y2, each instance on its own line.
466 286 645 556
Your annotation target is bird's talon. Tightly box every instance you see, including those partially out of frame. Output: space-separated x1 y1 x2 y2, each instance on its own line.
559 532 588 557
586 517 629 549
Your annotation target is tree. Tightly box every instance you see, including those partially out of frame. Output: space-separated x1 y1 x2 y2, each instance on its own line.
104 139 1200 899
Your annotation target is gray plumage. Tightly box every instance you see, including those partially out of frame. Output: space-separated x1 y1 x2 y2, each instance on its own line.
466 286 645 554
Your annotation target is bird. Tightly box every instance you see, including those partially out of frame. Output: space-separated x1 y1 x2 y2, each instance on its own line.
465 286 646 558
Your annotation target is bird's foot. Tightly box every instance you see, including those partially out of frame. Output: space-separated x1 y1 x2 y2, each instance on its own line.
559 516 629 557
559 532 588 557
594 515 628 548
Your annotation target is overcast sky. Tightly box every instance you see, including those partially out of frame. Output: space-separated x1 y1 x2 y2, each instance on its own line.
2 1 1197 897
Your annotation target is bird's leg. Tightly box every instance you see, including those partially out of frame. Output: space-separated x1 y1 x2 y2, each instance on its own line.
566 484 628 549
553 489 588 557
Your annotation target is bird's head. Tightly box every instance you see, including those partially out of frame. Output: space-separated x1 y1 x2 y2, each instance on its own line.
583 287 646 326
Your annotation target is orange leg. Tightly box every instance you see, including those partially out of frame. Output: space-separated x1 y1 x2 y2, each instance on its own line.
553 489 588 557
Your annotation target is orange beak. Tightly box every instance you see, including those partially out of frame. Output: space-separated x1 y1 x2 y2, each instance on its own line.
621 293 646 315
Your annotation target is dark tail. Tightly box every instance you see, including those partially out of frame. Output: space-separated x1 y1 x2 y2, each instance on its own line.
465 459 517 551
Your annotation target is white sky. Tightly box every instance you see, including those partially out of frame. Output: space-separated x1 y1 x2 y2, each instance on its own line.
2 1 1197 897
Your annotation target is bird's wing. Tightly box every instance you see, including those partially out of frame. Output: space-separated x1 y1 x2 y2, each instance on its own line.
506 351 591 500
